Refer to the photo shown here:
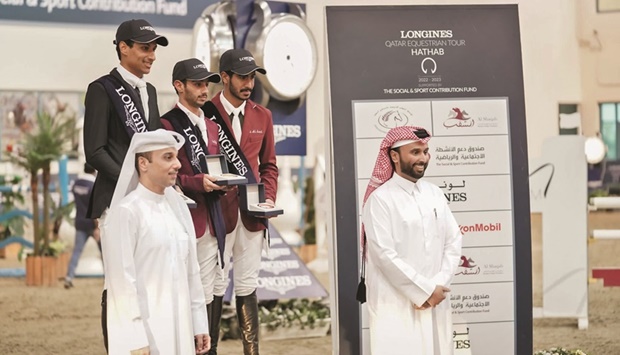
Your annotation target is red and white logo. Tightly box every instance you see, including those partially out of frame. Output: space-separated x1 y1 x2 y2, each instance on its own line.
443 107 474 128
456 255 480 276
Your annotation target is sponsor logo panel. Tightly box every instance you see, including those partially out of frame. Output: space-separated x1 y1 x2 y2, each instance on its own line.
451 322 514 354
450 282 515 323
426 175 512 212
352 100 433 139
427 135 510 176
453 246 514 284
453 210 513 247
431 99 509 136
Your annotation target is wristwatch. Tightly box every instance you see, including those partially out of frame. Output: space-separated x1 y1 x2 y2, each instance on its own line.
192 1 236 73
245 0 318 104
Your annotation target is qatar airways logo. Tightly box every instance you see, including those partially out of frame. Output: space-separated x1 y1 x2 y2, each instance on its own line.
459 222 502 236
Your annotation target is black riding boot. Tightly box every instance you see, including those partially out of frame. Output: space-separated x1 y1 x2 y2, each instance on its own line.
101 289 108 353
236 290 259 355
206 296 223 355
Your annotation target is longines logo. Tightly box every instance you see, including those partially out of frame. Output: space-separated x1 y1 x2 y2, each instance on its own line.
399 29 453 39
443 107 475 128
374 106 411 133
439 179 467 204
452 325 471 350
257 275 312 295
274 124 302 144
261 260 300 275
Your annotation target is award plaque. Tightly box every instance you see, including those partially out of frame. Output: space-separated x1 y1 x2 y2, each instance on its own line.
205 155 248 186
238 183 283 217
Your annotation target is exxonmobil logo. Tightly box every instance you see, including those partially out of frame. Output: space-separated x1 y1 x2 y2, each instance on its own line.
459 222 501 235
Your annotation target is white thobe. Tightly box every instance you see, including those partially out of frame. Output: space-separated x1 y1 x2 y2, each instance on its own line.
362 174 462 355
102 184 208 355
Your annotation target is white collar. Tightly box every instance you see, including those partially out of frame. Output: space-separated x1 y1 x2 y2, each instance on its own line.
135 183 166 202
392 173 419 195
176 101 205 127
219 91 246 118
116 65 144 89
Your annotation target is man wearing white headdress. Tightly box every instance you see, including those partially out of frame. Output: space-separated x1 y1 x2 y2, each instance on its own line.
101 129 210 355
361 126 462 355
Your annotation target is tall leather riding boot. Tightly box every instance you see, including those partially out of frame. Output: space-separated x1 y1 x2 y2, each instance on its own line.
101 289 108 353
206 296 223 355
236 290 259 355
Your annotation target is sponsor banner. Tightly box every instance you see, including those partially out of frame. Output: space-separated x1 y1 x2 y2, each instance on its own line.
352 100 433 138
0 0 209 29
452 322 514 354
425 175 512 212
451 282 515 323
431 98 509 136
454 246 514 284
327 5 529 354
428 135 510 176
272 102 307 156
224 226 327 301
454 210 513 247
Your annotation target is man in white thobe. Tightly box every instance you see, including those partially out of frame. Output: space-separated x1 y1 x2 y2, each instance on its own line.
101 129 210 355
361 126 462 355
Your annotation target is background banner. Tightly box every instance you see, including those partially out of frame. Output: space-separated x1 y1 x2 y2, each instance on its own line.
0 0 206 28
326 5 531 355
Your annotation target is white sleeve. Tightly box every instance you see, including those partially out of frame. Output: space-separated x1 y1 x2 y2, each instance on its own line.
431 197 463 287
170 189 209 336
102 206 149 350
363 195 436 307
188 236 208 335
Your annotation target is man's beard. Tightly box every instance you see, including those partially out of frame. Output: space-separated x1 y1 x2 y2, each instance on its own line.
401 160 428 181
231 85 252 102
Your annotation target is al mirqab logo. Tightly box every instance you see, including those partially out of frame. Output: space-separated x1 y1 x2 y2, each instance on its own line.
443 107 475 128
374 106 411 133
